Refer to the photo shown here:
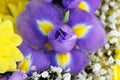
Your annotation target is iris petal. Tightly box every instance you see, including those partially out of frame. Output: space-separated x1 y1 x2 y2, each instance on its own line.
9 71 27 80
18 42 50 75
62 0 81 9
47 49 89 75
68 9 106 53
44 0 53 2
78 0 101 13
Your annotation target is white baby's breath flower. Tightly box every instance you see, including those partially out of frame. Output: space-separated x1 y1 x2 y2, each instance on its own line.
104 43 110 49
99 76 106 80
63 73 71 80
109 1 115 7
86 76 92 80
32 72 38 77
77 73 86 80
50 66 62 73
41 71 49 78
100 69 107 75
92 63 101 73
34 77 39 80
107 50 112 56
108 56 115 64
31 65 36 70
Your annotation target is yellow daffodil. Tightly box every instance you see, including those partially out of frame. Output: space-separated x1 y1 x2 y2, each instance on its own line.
113 48 120 80
0 19 24 73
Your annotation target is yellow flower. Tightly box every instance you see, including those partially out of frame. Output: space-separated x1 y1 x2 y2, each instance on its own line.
113 48 120 80
0 19 24 73
0 0 28 15
0 0 28 32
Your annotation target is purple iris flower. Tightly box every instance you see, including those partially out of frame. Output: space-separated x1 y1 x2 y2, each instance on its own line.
16 0 106 75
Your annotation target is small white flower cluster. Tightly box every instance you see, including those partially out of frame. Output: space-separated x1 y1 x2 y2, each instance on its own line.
50 66 71 80
82 0 120 80
29 66 72 80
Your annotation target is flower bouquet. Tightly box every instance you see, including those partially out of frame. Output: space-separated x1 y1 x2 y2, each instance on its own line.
0 0 120 80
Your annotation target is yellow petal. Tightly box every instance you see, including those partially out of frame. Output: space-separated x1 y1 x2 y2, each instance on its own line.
115 48 120 59
0 17 1 22
7 58 17 72
0 20 14 40
0 41 24 62
73 24 91 38
57 53 70 68
113 64 120 80
0 57 9 73
18 1 28 14
8 3 19 17
11 33 22 46
10 47 24 62
0 41 13 55
37 20 53 35
0 13 14 21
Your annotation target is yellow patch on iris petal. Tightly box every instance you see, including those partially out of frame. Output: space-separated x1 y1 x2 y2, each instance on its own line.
45 42 52 50
73 25 91 38
57 53 70 68
37 20 53 35
18 57 30 73
78 1 89 12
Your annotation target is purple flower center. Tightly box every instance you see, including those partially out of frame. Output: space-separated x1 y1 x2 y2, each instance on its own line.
55 29 72 42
